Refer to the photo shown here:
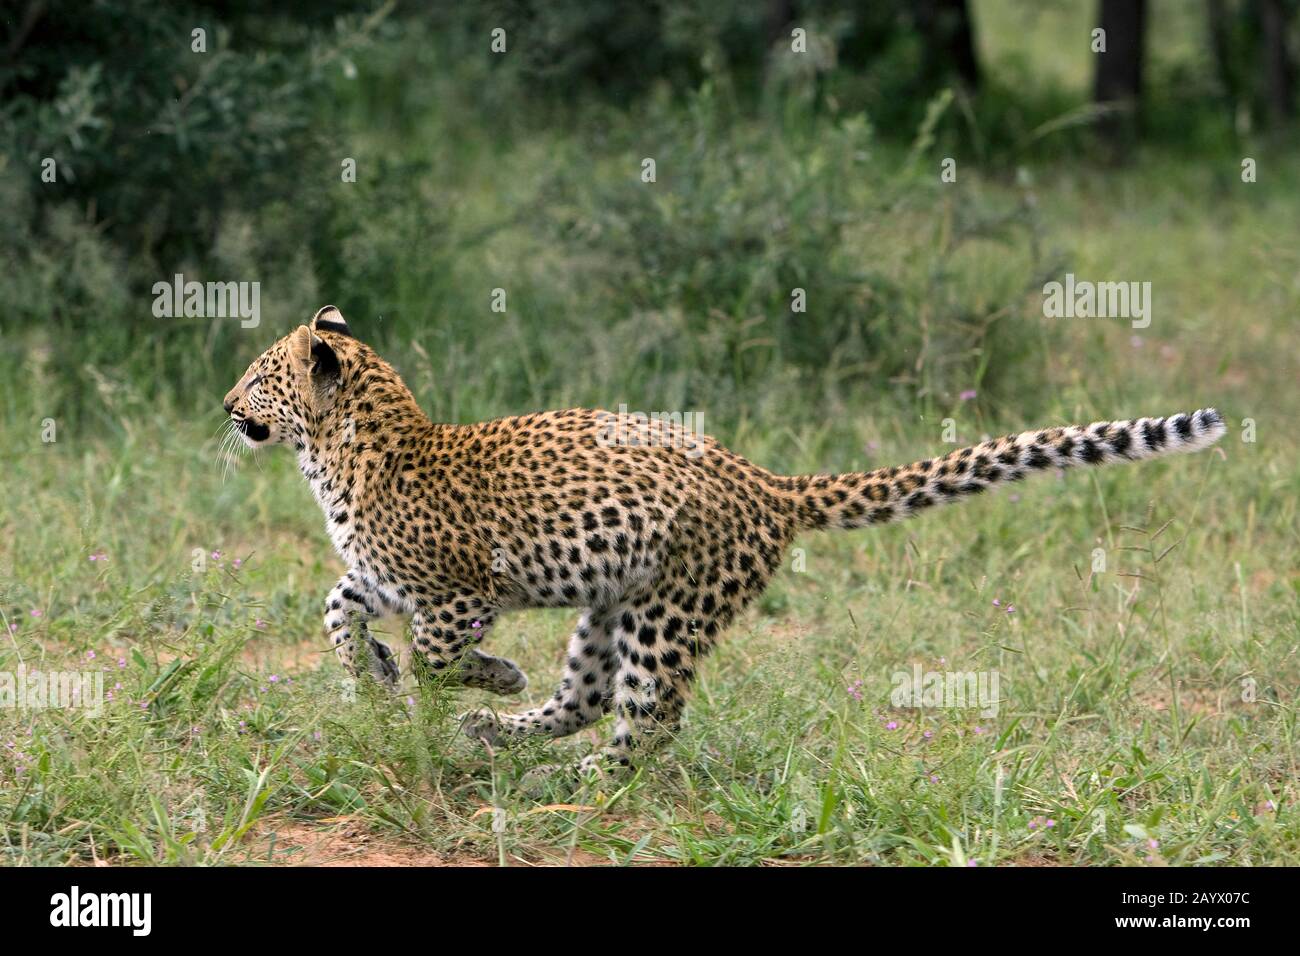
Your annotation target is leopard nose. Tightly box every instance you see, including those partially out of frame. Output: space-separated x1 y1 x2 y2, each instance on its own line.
223 398 234 414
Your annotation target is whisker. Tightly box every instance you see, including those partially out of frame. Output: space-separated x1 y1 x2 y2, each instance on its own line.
205 419 229 459
210 424 230 472
218 421 242 484
217 428 230 483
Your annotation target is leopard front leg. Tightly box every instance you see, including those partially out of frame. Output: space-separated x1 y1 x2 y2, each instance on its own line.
325 571 400 687
410 598 527 696
462 609 614 746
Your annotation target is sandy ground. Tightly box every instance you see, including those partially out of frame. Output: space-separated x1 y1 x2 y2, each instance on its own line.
255 816 615 867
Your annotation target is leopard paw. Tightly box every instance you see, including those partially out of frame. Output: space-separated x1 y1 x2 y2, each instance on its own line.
459 708 503 746
577 749 633 778
367 639 401 688
462 652 528 695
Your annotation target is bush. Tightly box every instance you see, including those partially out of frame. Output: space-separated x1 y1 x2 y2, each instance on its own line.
0 0 387 295
0 5 1054 431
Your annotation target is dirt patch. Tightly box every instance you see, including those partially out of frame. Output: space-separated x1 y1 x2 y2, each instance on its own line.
1134 683 1235 722
239 631 334 673
1005 852 1065 867
257 816 616 867
261 819 481 866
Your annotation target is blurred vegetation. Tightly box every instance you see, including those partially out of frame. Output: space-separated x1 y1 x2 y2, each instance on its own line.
0 0 1294 431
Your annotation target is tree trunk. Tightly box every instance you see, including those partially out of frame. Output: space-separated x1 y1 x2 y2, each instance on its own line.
1258 0 1295 122
916 0 981 89
1206 0 1240 123
767 0 794 49
1093 0 1148 153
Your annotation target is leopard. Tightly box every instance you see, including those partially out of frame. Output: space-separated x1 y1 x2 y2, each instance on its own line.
223 305 1226 775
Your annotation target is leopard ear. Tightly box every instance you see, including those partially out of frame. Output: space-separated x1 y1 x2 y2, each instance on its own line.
290 325 314 365
290 325 341 382
311 305 352 338
310 334 341 381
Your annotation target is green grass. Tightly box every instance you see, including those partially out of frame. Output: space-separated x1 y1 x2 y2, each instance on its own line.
1 408 1295 865
2 158 1296 862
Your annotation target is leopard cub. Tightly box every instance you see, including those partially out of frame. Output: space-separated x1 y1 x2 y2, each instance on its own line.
224 306 1226 773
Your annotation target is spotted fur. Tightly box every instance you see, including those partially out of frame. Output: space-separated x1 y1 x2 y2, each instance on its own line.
224 307 1226 775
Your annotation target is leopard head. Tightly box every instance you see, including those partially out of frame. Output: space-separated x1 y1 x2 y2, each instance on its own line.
222 305 356 450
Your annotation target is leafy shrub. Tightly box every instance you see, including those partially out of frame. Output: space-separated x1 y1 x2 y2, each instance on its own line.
0 4 1053 429
0 0 386 305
